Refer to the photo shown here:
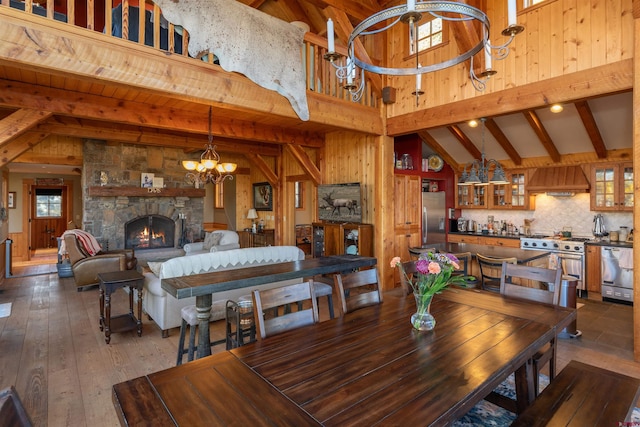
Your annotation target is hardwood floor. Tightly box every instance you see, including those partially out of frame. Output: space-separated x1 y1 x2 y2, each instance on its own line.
0 265 639 426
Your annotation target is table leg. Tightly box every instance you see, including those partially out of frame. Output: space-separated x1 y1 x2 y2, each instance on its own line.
136 286 143 337
104 287 112 344
128 286 134 317
99 285 105 331
196 294 212 358
514 359 535 414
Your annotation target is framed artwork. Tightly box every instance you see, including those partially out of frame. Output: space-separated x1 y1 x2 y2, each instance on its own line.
8 192 15 209
152 177 164 188
253 182 273 211
141 173 154 188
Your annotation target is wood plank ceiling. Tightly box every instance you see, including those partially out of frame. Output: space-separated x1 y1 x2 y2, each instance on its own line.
0 0 631 173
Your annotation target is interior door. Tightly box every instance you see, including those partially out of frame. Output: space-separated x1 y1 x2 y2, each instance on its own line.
30 186 68 250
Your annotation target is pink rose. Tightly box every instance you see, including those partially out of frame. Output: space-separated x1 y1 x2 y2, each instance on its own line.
428 262 441 274
390 257 401 268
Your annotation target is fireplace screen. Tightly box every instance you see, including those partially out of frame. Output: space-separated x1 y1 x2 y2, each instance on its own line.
125 215 175 249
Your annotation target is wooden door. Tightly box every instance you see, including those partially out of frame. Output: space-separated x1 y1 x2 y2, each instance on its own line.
30 186 68 250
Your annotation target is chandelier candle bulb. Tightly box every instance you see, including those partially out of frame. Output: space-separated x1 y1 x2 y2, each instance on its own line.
326 19 335 53
484 42 492 70
416 64 422 91
508 0 517 27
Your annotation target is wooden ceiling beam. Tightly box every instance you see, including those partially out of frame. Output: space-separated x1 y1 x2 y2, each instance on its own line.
575 100 608 159
484 118 522 166
0 108 53 145
418 130 460 170
304 0 380 22
284 144 322 185
447 125 482 160
0 130 51 167
523 110 562 163
244 152 279 186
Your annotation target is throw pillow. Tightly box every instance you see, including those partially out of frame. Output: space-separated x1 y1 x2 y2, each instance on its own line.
203 232 223 250
147 261 163 277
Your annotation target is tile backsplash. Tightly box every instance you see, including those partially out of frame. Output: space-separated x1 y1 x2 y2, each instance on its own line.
461 193 633 238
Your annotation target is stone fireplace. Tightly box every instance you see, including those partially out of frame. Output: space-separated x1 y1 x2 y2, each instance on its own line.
81 140 205 250
125 214 175 250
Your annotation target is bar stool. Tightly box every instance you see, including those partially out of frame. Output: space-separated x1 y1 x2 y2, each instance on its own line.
225 296 256 350
176 302 227 365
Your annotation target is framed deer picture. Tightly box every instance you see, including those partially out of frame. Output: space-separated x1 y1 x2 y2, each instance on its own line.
317 182 362 223
253 182 273 211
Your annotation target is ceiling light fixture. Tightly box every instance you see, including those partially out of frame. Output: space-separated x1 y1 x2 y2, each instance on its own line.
468 119 479 128
182 106 237 188
458 118 509 186
550 104 564 113
324 0 523 103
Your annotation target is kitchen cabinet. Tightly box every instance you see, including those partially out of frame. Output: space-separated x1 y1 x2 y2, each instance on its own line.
394 174 421 228
239 229 275 248
590 162 633 211
585 244 601 294
312 222 373 257
488 171 535 210
455 183 487 209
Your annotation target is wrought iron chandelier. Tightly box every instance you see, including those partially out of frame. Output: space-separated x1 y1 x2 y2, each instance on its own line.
458 118 509 186
182 107 237 188
324 0 523 102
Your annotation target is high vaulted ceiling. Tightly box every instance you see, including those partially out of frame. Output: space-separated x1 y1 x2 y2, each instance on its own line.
0 0 632 175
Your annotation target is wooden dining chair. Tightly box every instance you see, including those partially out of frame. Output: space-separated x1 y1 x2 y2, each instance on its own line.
252 280 319 339
408 247 436 261
500 261 563 396
476 253 517 293
334 267 383 314
451 252 472 276
399 261 417 295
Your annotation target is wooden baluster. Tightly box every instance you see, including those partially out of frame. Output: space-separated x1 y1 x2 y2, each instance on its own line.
67 0 74 26
152 3 160 49
122 0 129 41
86 0 94 30
138 0 146 48
104 0 112 37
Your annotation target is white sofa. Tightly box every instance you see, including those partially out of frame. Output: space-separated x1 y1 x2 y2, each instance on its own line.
182 230 240 255
142 246 305 337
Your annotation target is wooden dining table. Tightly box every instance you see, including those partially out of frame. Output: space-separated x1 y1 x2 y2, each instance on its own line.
113 287 576 426
161 254 378 358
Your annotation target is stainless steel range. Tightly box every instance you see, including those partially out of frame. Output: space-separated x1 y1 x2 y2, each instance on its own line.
520 235 589 295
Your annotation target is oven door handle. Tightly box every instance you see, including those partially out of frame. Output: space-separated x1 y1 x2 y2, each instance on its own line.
558 253 583 261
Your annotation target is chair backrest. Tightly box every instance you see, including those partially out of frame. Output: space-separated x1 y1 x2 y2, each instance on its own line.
399 261 417 295
452 252 472 276
499 262 562 305
334 267 383 314
476 253 517 290
408 247 435 261
252 280 319 339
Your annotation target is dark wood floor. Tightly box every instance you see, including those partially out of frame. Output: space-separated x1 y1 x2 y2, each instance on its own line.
0 263 639 426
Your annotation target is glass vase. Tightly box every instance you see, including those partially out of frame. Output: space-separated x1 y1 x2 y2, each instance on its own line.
411 293 435 331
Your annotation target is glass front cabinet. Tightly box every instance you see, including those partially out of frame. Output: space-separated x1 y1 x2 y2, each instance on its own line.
590 162 633 211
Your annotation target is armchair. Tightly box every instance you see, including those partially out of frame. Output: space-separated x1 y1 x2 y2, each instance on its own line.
64 234 137 290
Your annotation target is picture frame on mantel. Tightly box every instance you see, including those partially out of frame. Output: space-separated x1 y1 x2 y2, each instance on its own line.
253 182 272 211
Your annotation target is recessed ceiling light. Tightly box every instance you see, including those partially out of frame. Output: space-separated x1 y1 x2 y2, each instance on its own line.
550 104 563 113
468 119 479 128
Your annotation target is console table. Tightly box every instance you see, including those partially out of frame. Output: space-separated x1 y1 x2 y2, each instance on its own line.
239 229 275 248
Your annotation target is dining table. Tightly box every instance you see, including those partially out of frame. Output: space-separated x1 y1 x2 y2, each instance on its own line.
161 254 378 358
112 286 576 426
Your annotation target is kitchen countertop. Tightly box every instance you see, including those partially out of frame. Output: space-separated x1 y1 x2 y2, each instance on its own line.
449 231 522 240
585 240 633 248
411 243 550 264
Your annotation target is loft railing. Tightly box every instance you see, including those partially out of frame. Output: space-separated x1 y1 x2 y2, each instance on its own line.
1 0 378 108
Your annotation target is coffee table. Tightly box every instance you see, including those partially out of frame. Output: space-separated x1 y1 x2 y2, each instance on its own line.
98 270 145 344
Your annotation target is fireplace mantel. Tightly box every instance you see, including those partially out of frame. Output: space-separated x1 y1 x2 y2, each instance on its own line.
88 186 205 197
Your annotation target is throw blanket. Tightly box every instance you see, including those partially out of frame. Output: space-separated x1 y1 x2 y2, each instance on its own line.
151 0 309 121
59 230 102 256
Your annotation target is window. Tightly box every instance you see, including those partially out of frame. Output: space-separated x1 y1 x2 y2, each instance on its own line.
294 181 304 209
36 189 62 218
523 0 548 8
410 17 443 55
214 183 224 208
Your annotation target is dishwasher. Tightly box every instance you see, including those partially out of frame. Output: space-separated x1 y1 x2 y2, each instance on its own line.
601 246 634 304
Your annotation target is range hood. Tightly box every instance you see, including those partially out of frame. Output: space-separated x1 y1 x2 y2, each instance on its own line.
527 165 590 194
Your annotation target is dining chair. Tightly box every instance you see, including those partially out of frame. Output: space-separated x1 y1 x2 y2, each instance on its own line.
499 261 563 396
252 280 319 339
334 267 383 314
452 252 472 276
408 247 436 261
476 253 517 293
399 261 417 295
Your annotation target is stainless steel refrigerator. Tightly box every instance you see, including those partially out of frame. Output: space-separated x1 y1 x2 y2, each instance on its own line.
422 191 446 245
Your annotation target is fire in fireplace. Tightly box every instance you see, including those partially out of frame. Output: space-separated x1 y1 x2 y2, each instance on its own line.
125 215 175 250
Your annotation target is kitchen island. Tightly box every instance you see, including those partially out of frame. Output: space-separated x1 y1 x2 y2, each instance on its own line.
411 242 551 265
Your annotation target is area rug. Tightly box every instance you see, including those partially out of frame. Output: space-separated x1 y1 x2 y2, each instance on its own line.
0 302 12 318
453 373 640 426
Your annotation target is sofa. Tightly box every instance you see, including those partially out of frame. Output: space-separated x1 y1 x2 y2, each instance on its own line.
142 246 305 337
182 230 240 255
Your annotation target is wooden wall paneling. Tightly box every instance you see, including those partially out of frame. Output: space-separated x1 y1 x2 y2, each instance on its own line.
548 0 564 78
537 3 551 80
574 0 590 71
591 0 607 66
606 0 623 63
